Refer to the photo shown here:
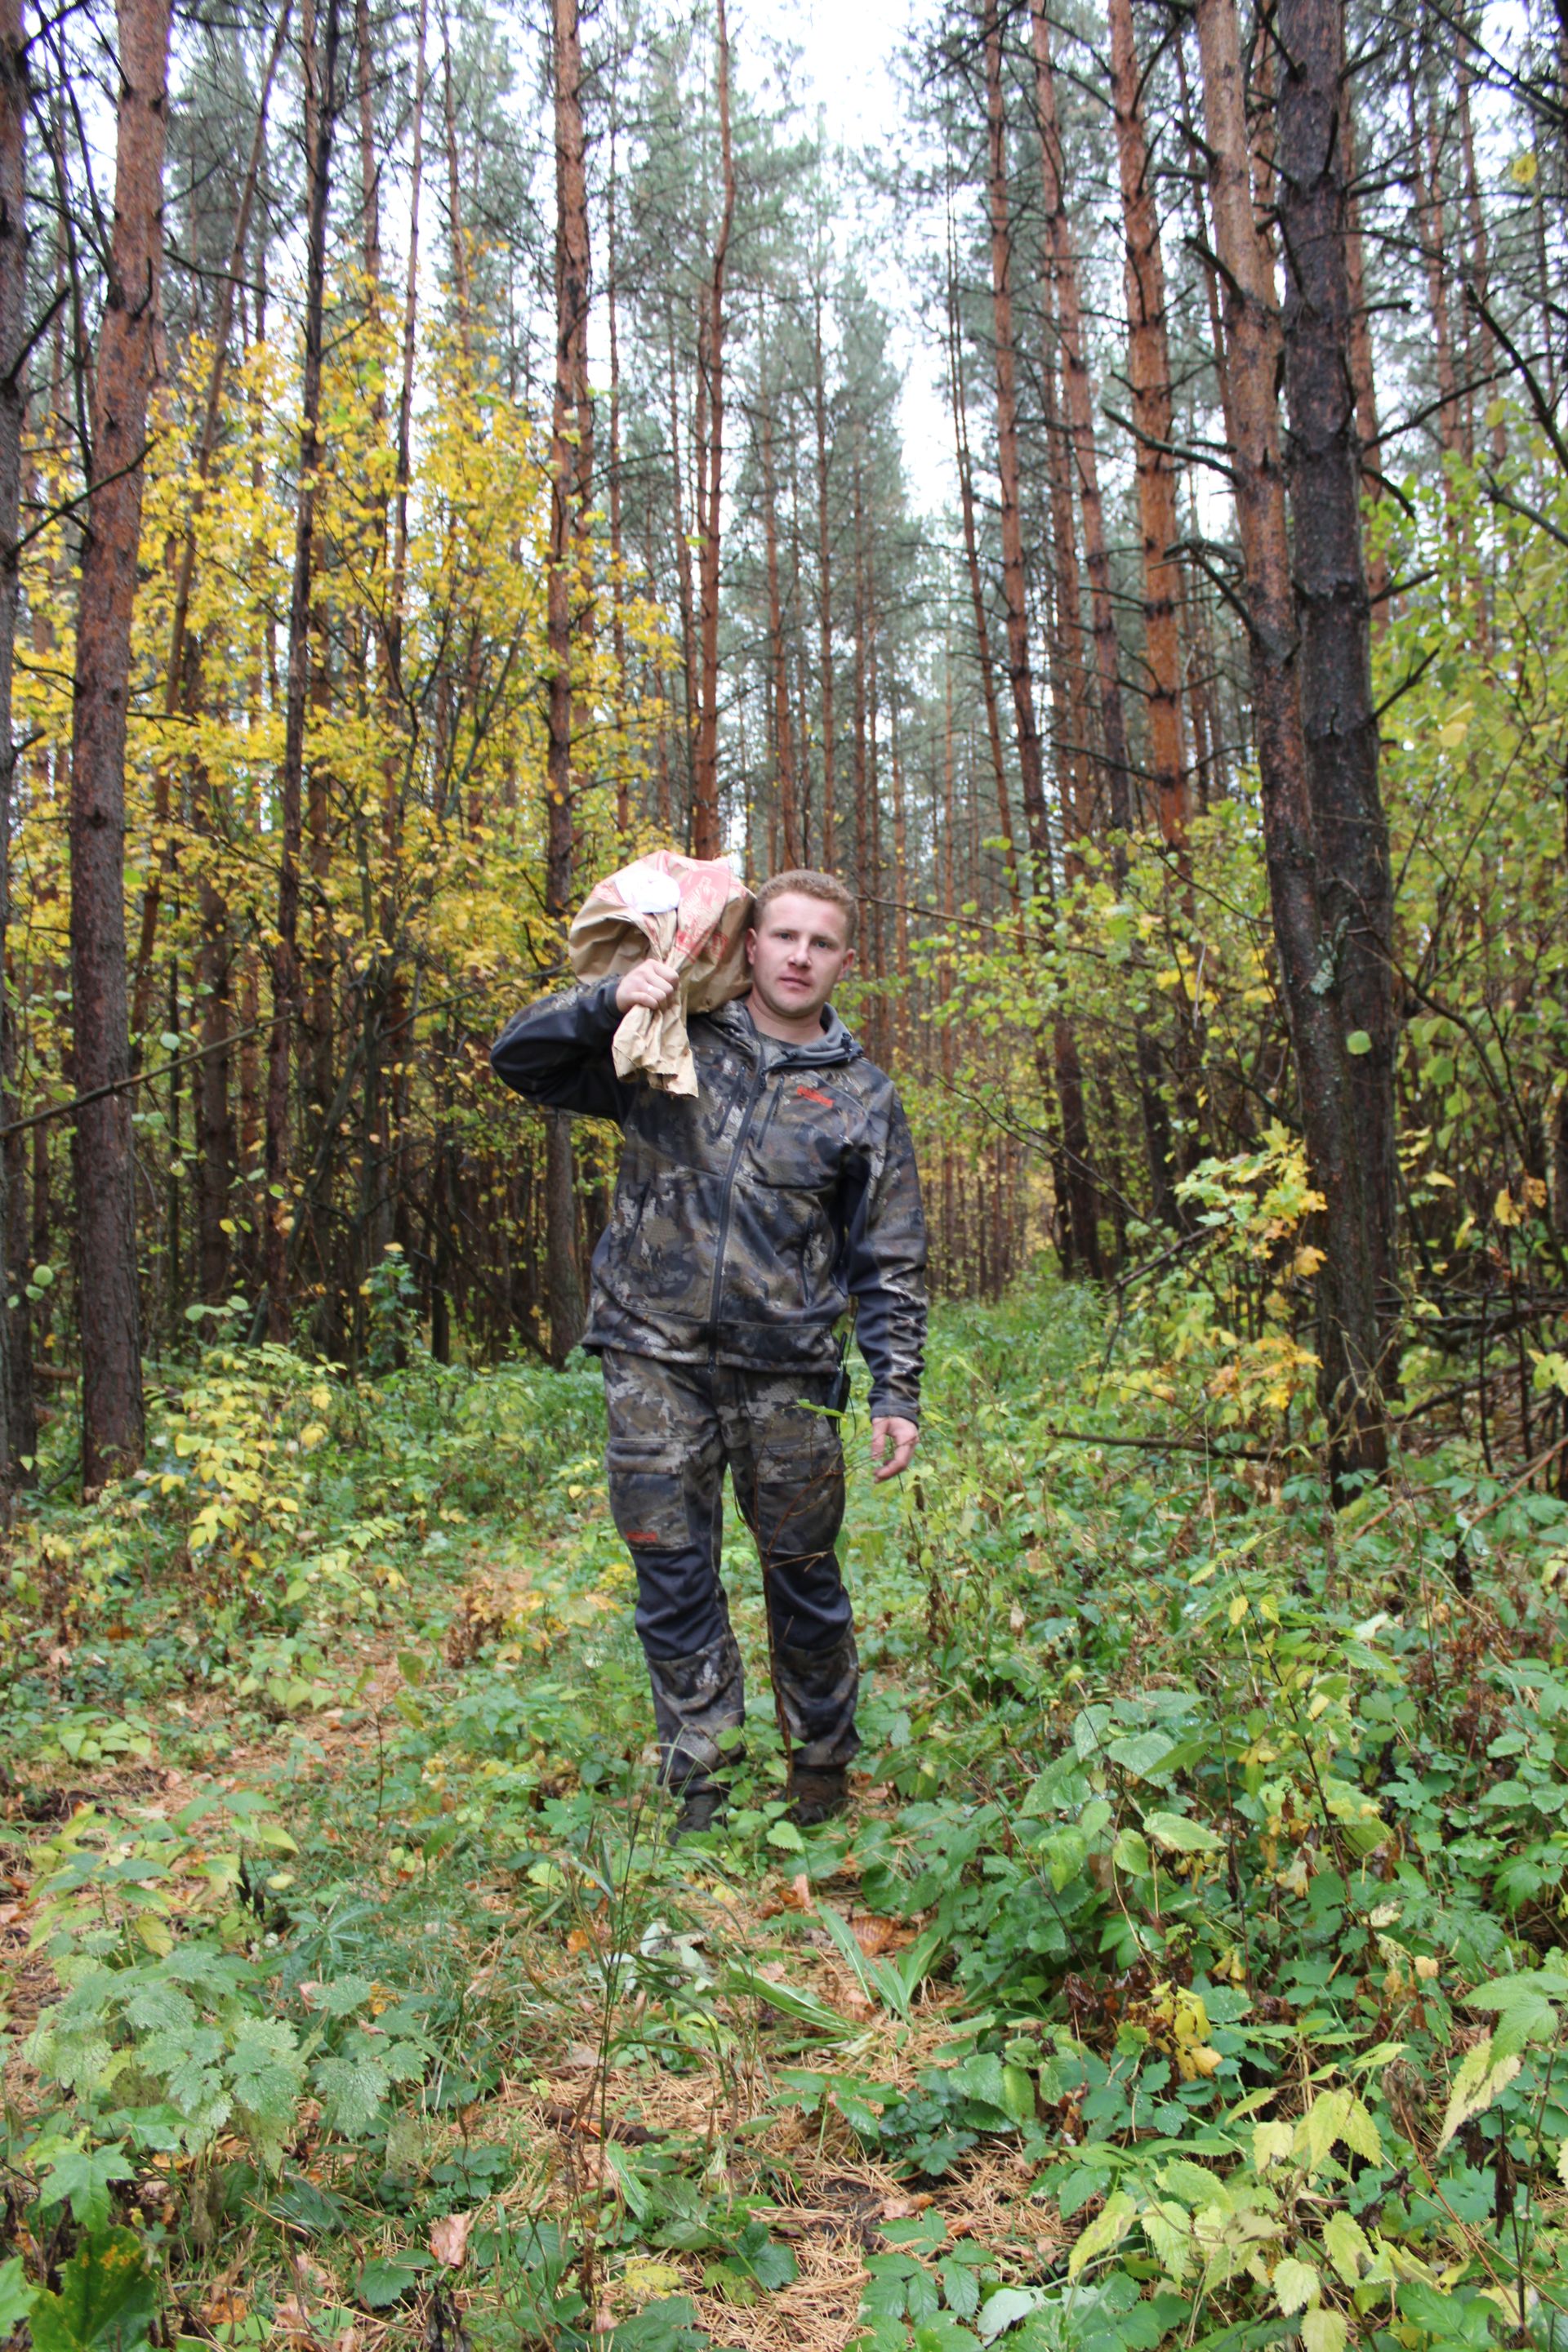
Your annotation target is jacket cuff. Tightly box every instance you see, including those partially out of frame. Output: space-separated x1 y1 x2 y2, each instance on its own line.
583 973 626 1033
870 1392 920 1426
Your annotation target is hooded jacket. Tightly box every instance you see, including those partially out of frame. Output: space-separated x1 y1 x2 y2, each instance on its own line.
490 978 926 1420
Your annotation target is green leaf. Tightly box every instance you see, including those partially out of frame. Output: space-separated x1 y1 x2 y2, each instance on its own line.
29 2230 155 2352
1144 1811 1226 1855
720 1959 853 2038
976 2287 1039 2341
1345 1031 1373 1056
316 1975 375 2018
1067 2188 1136 2279
37 2145 134 2232
1300 2314 1347 2352
1463 1967 1568 2047
355 2255 430 2310
1113 1828 1152 1877
1436 2036 1522 2151
315 2052 390 2136
1321 2209 1372 2286
938 2259 981 2321
0 2256 39 2334
1107 1732 1176 1779
1272 2257 1320 2314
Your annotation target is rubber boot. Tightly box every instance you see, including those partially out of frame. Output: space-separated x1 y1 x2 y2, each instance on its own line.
773 1631 859 1825
645 1630 745 1839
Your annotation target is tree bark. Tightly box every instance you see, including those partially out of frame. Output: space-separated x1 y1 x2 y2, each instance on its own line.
812 284 837 868
1337 68 1388 625
1107 0 1188 853
1277 0 1400 1434
1040 327 1105 1280
354 0 381 285
0 0 24 1496
1029 0 1132 840
1196 0 1388 1492
542 0 591 1365
264 0 339 1343
689 0 734 859
1031 0 1178 1224
70 0 173 1482
389 0 425 695
607 110 630 832
1409 67 1463 467
759 319 799 863
942 211 1018 911
981 2 1049 866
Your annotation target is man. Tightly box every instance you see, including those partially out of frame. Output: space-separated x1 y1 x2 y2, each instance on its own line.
491 869 927 1836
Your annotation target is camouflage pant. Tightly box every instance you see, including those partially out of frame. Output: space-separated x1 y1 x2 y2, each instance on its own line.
601 1348 858 1792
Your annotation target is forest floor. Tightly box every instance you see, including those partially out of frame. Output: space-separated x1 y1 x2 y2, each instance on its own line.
5 1285 1568 2352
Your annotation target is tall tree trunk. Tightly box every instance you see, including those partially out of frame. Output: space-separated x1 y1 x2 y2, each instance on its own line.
354 0 381 285
0 0 24 1496
981 2 1049 865
265 0 340 1343
1337 68 1388 625
128 2 290 1040
1455 36 1506 467
812 285 837 869
1107 0 1188 853
667 325 697 810
943 211 1018 911
690 0 734 858
69 0 173 1482
1030 0 1131 840
542 0 592 1366
981 11 1102 1269
1032 0 1177 1223
759 320 799 863
1278 0 1399 1439
389 0 425 692
607 112 630 832
439 0 473 360
1409 68 1463 467
1041 327 1105 1279
1196 0 1388 1493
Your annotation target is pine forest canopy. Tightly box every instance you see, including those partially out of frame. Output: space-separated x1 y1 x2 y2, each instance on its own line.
0 0 1566 1504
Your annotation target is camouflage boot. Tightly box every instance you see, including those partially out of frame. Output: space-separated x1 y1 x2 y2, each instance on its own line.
773 1631 859 1824
645 1629 745 1836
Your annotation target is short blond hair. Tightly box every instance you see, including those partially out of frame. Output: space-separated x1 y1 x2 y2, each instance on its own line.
751 868 858 946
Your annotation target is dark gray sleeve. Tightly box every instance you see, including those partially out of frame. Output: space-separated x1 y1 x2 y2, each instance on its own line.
841 1092 928 1422
490 977 635 1124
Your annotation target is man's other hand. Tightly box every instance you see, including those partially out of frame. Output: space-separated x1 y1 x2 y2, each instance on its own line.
871 1415 919 1482
616 957 682 1015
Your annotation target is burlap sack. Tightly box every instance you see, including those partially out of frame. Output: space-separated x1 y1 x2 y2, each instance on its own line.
568 850 754 1096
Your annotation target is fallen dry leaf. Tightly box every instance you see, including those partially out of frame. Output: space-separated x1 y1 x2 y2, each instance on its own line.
850 1913 910 1958
879 2194 933 2221
430 2208 475 2269
200 2292 249 2328
273 2296 315 2338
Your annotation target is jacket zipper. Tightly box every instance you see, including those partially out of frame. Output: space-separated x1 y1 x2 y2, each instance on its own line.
706 1054 770 1362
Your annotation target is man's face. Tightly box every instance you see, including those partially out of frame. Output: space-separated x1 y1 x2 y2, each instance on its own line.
745 891 855 1027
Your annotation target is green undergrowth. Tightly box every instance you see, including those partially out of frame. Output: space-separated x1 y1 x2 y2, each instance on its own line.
5 1281 1568 2351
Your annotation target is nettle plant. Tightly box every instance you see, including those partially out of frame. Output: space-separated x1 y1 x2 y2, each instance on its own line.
18 1789 431 2209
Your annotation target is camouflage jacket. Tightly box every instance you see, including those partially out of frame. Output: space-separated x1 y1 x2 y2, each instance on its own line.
491 979 927 1419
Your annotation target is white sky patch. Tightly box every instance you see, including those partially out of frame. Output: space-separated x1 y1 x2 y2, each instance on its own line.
765 0 956 506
